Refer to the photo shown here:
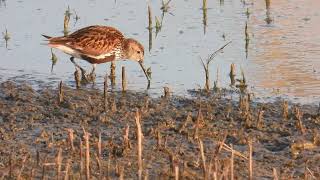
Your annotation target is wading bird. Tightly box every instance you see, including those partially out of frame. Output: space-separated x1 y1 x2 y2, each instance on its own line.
43 25 150 83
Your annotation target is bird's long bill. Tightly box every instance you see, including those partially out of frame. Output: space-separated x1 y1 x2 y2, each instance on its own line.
139 61 150 82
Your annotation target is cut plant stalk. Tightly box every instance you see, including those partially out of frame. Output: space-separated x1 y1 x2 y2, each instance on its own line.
248 139 253 180
63 13 70 36
135 110 143 180
123 124 130 150
104 74 108 112
202 0 207 34
245 22 249 58
67 128 75 151
110 61 116 86
229 63 236 86
198 139 207 179
148 5 153 52
56 148 62 180
282 100 289 120
58 81 63 104
265 0 272 24
122 66 127 93
98 132 102 158
83 130 90 180
230 144 234 180
148 25 153 53
74 67 81 89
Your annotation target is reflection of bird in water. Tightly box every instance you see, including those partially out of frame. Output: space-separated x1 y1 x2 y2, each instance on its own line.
42 25 150 83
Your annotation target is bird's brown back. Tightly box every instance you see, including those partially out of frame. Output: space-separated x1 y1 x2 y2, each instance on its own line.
48 25 125 56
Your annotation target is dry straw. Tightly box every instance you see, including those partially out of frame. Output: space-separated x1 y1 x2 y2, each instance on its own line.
110 61 116 86
58 81 63 104
135 110 143 180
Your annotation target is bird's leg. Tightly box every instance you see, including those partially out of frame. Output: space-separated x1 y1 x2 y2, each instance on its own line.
74 66 82 89
89 64 96 84
70 57 89 82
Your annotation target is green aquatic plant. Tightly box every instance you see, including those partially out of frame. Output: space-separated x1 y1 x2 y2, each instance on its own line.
220 0 224 6
222 33 226 41
246 8 250 19
64 6 72 19
148 28 152 52
158 0 173 36
245 22 249 41
161 0 171 13
146 67 152 79
50 48 58 73
0 0 7 7
155 16 161 36
236 67 248 94
73 10 80 25
200 41 232 92
2 29 10 48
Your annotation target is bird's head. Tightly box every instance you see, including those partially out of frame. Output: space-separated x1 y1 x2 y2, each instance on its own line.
122 38 144 63
122 38 150 83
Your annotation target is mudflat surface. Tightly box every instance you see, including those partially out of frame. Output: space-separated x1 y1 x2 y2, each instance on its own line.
1 0 320 102
0 81 319 179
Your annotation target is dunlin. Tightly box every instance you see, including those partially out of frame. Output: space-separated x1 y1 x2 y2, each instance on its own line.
43 25 150 83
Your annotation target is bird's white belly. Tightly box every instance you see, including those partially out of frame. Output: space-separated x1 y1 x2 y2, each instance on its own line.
50 44 121 61
50 44 82 59
94 52 114 59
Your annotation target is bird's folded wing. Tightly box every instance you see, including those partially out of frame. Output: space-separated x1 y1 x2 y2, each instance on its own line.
48 26 125 57
67 26 124 56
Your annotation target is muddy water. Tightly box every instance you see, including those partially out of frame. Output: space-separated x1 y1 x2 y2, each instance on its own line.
0 0 319 103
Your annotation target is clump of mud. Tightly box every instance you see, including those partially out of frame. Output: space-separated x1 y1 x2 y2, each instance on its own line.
0 81 319 179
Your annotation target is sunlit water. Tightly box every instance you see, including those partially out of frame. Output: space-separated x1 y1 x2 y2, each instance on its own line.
0 0 319 103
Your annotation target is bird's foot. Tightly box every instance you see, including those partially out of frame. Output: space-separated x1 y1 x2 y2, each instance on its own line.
79 68 90 84
80 71 96 85
89 72 96 85
74 68 82 89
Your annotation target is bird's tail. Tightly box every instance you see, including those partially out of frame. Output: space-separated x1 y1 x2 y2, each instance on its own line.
42 34 52 40
41 34 70 47
41 34 52 45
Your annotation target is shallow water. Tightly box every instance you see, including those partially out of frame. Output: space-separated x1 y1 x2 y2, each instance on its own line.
0 0 319 103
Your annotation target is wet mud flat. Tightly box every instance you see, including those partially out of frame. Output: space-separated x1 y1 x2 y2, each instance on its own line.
0 81 319 179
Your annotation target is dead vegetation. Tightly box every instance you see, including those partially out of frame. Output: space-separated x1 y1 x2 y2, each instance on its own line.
0 81 319 179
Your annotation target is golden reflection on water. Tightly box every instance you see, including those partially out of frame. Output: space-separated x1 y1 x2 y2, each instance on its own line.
249 0 320 98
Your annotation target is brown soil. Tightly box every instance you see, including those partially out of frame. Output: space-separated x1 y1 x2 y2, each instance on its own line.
0 81 319 179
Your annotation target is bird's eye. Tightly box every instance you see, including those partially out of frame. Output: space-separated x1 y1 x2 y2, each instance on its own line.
137 51 141 54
